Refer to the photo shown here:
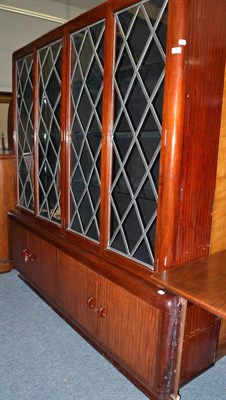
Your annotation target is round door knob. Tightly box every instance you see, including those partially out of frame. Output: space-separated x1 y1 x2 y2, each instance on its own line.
98 305 108 318
22 248 29 263
28 253 34 262
87 297 96 309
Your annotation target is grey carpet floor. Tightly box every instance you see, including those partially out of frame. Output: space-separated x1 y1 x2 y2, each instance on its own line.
0 269 225 400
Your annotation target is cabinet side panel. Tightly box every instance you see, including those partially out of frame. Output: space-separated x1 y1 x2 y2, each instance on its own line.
210 66 226 356
0 156 15 272
180 304 220 385
175 0 226 265
175 0 226 381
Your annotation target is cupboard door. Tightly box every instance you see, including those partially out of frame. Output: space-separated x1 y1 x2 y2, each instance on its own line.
16 54 35 212
97 276 158 382
68 20 105 241
10 222 36 282
28 232 57 302
97 274 179 395
37 39 62 224
58 252 98 337
108 0 168 269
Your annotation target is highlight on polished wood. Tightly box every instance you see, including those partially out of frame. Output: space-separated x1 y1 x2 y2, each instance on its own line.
151 250 226 319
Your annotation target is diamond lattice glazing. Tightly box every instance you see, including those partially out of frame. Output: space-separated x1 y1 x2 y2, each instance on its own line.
69 21 105 242
109 0 168 268
38 40 62 224
17 54 34 211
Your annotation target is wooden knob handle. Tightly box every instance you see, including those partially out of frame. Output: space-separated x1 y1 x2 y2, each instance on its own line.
97 305 108 318
87 297 96 309
22 249 34 263
28 253 34 262
22 248 29 263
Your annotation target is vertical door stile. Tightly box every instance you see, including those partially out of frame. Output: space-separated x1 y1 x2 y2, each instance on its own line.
66 30 73 234
100 6 115 253
64 31 72 234
60 29 69 234
33 49 39 217
12 53 19 208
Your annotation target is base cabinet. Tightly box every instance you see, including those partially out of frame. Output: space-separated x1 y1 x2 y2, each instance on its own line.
10 218 182 400
58 252 180 396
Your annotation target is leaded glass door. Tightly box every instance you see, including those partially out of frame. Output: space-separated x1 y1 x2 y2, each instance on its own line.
109 0 168 269
16 54 34 211
37 39 62 224
68 20 105 242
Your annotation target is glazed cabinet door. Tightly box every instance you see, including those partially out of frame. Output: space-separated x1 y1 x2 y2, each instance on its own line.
107 0 168 270
67 19 105 242
16 53 35 212
37 39 62 224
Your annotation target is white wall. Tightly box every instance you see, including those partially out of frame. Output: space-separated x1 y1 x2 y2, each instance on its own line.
0 0 88 92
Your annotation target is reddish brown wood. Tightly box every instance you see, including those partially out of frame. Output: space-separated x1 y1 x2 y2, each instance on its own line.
64 31 71 236
9 219 57 301
155 0 188 271
174 0 226 267
180 305 220 385
33 49 39 216
9 220 30 275
56 250 181 399
151 250 226 383
58 252 98 338
0 154 15 273
151 250 226 319
100 6 115 251
9 0 226 397
155 0 226 271
29 232 58 302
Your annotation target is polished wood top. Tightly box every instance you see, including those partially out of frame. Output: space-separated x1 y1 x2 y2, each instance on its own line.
151 250 226 319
